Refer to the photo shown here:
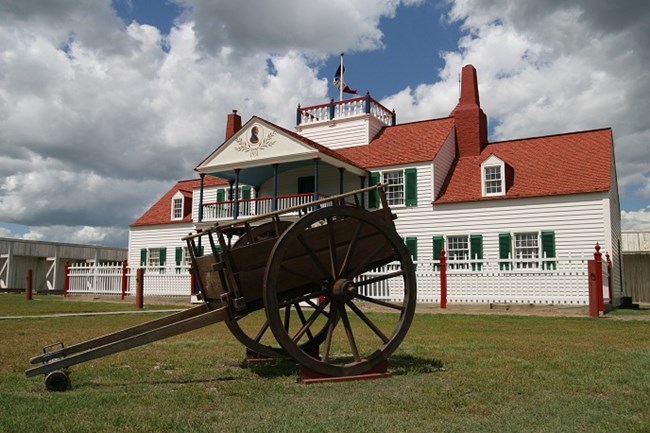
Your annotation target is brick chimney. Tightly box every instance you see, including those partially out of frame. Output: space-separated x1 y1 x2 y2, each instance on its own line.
225 109 242 141
451 65 488 157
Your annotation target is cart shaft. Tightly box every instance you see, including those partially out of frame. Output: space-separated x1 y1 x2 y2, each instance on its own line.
26 305 228 378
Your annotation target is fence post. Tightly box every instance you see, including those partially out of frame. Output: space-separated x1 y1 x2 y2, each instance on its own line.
587 260 599 318
63 261 70 297
440 248 447 309
136 268 144 309
26 269 33 301
605 252 613 306
121 260 128 300
594 243 603 312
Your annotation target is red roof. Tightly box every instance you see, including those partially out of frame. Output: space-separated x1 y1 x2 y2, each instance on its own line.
130 176 228 227
337 117 455 167
435 128 613 204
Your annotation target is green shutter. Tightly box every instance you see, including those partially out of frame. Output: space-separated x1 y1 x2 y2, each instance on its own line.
368 172 380 208
499 233 512 270
405 168 417 206
159 248 166 266
433 235 444 271
241 185 251 199
541 231 556 270
175 247 183 266
470 234 483 271
405 237 418 270
140 248 147 267
216 188 225 202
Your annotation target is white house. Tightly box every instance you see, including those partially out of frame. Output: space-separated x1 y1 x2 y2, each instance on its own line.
128 65 622 305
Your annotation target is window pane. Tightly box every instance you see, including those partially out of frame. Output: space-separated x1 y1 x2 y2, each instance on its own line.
147 248 160 268
514 233 539 269
383 170 404 206
172 198 183 219
447 235 469 269
484 166 502 194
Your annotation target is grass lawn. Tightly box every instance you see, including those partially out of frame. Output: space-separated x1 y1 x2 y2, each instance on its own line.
1 293 649 433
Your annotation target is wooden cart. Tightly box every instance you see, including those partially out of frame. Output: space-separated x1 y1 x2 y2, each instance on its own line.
26 185 417 390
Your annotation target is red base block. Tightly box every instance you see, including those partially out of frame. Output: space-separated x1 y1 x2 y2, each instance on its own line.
299 360 391 384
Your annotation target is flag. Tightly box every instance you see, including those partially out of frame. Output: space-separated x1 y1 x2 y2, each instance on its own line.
333 64 357 95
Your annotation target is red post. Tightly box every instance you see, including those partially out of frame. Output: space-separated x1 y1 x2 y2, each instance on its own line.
26 269 33 301
136 268 144 309
605 252 613 306
440 248 447 309
120 260 128 300
587 260 599 318
594 243 603 312
63 261 70 297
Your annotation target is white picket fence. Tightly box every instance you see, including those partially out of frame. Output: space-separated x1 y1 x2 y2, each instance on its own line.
66 254 607 305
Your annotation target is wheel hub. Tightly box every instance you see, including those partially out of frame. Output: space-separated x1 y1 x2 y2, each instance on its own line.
332 278 355 301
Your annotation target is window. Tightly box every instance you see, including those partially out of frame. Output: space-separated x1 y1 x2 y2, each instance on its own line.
369 168 417 208
447 235 469 269
383 170 404 206
148 248 160 268
172 197 183 220
514 233 539 269
484 166 503 194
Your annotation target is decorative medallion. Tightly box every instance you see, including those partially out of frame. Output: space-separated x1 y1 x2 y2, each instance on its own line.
234 125 277 158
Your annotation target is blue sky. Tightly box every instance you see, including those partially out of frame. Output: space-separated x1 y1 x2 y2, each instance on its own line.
1 0 649 246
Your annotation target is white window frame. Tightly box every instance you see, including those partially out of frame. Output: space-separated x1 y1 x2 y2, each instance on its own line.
514 232 539 269
171 191 184 220
446 235 469 270
382 169 405 206
481 155 505 197
147 248 160 268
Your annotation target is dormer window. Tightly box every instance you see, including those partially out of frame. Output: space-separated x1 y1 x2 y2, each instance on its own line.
171 192 184 220
481 155 506 197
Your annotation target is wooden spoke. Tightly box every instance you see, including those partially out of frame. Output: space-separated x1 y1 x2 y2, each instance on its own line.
277 289 327 309
284 305 291 332
348 238 392 278
297 234 331 280
345 299 389 344
327 216 338 277
354 293 405 311
353 270 405 287
253 319 271 343
338 219 363 277
294 303 315 342
291 299 331 343
338 303 361 362
321 306 339 363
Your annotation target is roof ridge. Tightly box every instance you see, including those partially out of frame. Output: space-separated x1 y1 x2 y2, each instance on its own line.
489 127 612 145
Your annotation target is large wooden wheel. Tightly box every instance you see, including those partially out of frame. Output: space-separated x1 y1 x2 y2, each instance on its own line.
224 221 329 358
263 206 416 377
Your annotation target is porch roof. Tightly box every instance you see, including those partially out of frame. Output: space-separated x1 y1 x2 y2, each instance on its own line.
196 116 367 186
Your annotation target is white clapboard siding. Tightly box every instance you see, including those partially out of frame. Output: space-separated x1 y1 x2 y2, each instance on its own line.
128 224 194 269
297 114 385 149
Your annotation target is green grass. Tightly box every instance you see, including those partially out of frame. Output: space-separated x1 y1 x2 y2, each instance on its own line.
1 293 649 433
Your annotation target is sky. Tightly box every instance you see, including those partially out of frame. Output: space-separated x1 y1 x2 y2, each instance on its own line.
0 0 649 248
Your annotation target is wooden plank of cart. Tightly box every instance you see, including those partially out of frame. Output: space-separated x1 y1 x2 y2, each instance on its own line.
26 185 416 390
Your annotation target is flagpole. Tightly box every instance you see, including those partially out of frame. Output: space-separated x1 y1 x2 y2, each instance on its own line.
339 53 344 102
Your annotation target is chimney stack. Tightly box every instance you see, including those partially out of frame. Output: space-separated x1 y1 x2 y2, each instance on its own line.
225 110 242 141
451 65 488 157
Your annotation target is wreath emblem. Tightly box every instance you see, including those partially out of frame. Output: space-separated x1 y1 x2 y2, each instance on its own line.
234 126 277 158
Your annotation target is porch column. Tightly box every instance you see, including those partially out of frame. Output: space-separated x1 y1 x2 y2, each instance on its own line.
198 173 205 222
233 169 241 220
272 164 279 211
338 167 345 195
313 158 320 201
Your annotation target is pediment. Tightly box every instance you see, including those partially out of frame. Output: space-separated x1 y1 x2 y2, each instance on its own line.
197 118 319 173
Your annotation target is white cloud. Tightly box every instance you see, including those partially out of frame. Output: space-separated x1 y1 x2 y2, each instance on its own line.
622 207 650 231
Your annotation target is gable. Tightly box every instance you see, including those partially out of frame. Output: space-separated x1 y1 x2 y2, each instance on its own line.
198 118 320 173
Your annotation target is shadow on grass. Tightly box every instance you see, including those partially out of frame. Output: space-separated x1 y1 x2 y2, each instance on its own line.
239 354 444 378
